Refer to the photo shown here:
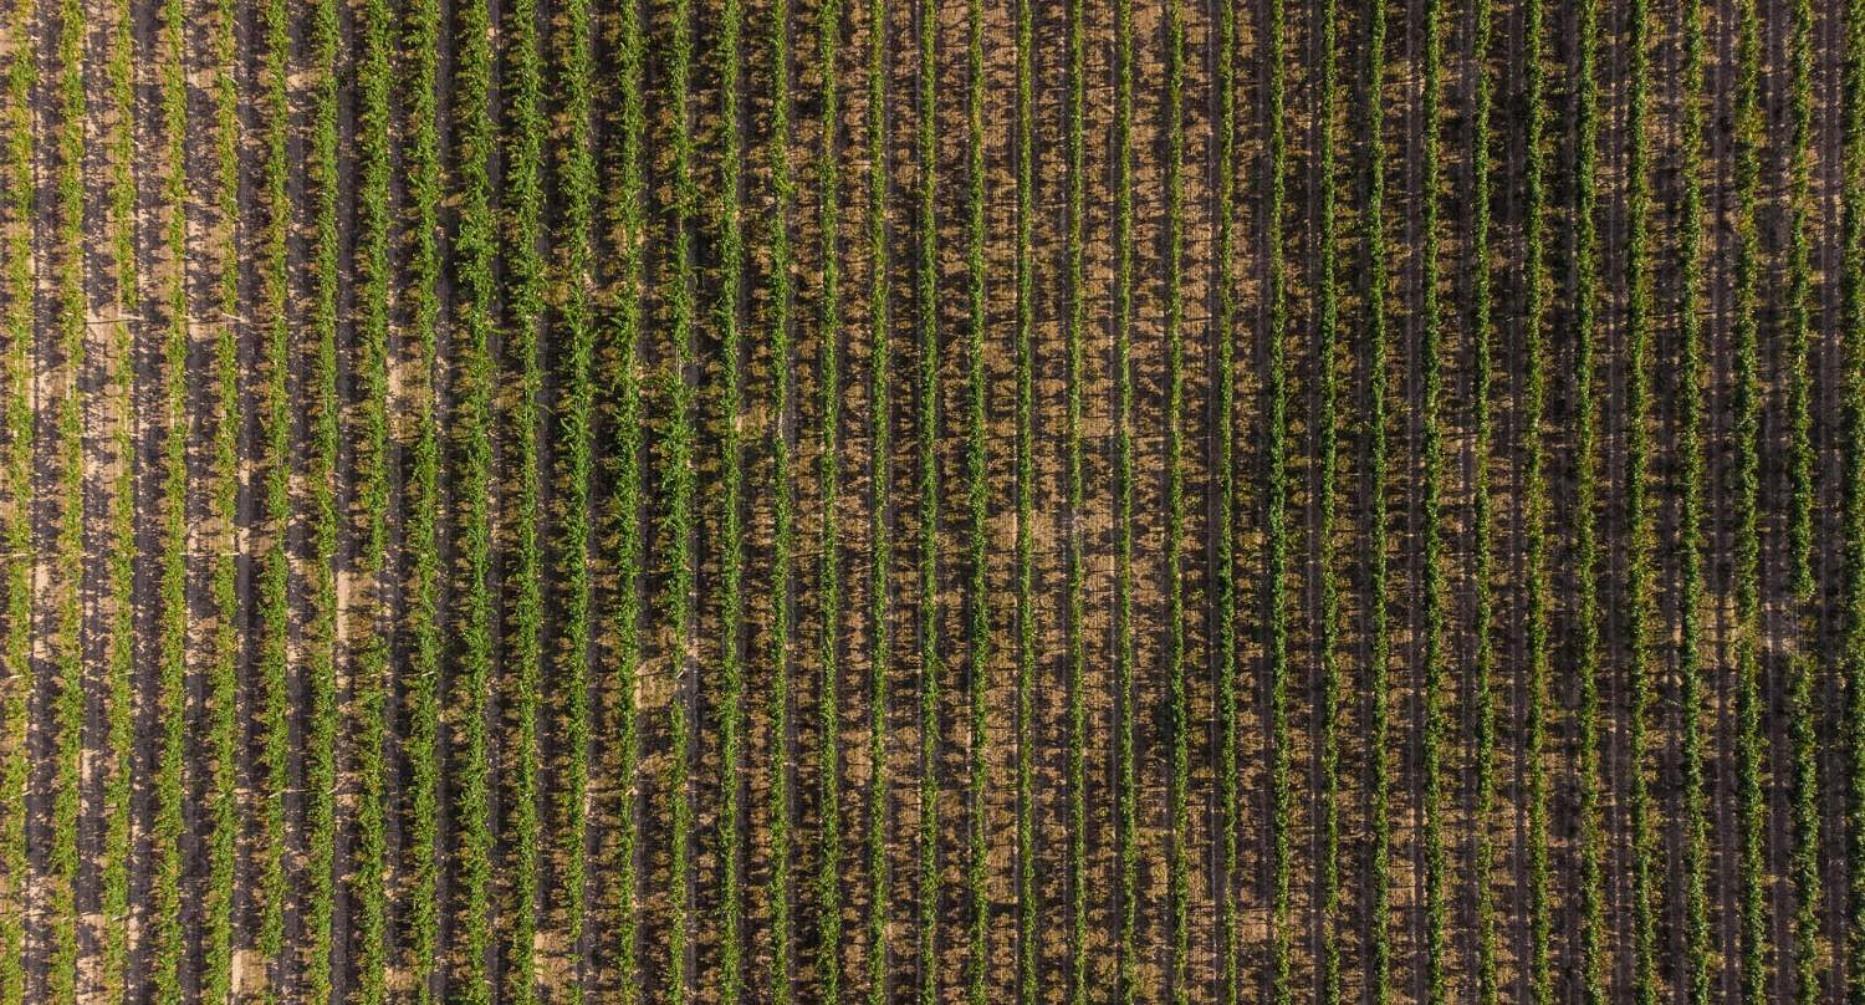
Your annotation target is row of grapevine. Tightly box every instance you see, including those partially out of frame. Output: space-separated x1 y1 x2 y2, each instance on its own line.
1785 0 1820 997
1212 0 1241 997
0 6 28 1000
1673 0 1712 998
1415 0 1449 994
1358 0 1390 995
1011 0 1038 998
663 0 699 992
1849 0 1865 993
812 0 845 996
504 0 546 989
1621 0 1659 998
912 0 940 995
402 0 446 989
610 0 647 993
1308 0 1341 1000
1112 0 1138 995
149 0 193 993
864 0 892 996
46 0 86 994
1567 0 1609 995
303 0 343 991
98 0 137 993
1516 0 1554 995
1064 0 1089 994
763 0 798 993
1465 0 1500 995
1162 2 1192 998
715 0 748 995
962 0 990 999
553 0 597 989
716 0 746 999
254 0 293 990
351 0 395 991
203 0 244 994
1732 0 1768 996
454 0 499 992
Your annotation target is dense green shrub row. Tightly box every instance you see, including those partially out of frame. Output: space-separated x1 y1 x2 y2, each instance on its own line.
1415 0 1448 996
1309 0 1341 1000
1113 0 1138 995
505 0 547 991
1064 2 1089 999
1162 6 1192 999
962 1 989 999
453 0 500 994
1786 0 1819 999
1732 0 1768 997
255 0 294 992
203 0 244 995
813 0 846 996
716 0 748 997
402 0 446 992
611 0 648 994
46 2 85 995
1466 0 1500 997
0 12 30 1001
912 0 940 997
1674 0 1711 999
1358 0 1390 996
352 0 395 994
864 0 893 997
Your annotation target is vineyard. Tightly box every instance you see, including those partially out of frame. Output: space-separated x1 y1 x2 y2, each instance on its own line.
7 0 1865 1001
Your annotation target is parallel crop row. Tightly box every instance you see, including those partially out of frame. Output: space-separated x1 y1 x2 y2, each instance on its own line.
402 0 447 990
913 0 940 996
1674 0 1711 997
0 10 30 1000
1415 0 1449 994
1732 0 1768 996
352 0 396 994
1163 6 1192 999
505 0 546 991
716 0 747 996
1786 0 1819 999
150 0 193 993
1063 1 1088 998
1516 0 1554 996
99 0 137 992
610 0 648 992
554 0 597 990
304 0 343 993
962 1 989 1000
1848 0 1865 994
1213 0 1241 997
46 0 86 995
812 0 845 995
1012 1 1038 999
1567 0 1608 994
452 0 500 993
864 0 892 996
1308 0 1341 1000
203 0 244 994
1113 0 1138 994
664 0 699 993
254 0 294 991
1621 1 1659 999
1465 0 1500 997
764 0 797 994
1359 0 1391 996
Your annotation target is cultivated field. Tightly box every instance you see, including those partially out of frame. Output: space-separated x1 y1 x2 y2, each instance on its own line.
1 0 1863 1001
